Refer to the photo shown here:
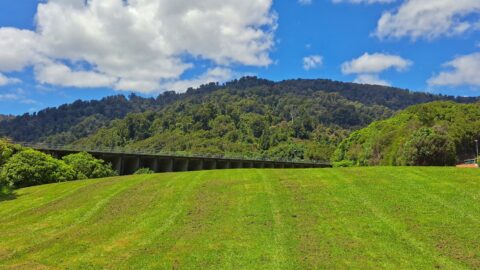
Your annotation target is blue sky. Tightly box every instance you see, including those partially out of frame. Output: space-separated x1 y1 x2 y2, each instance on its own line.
0 0 479 115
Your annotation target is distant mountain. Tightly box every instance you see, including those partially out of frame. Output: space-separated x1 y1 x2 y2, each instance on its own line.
1 77 478 161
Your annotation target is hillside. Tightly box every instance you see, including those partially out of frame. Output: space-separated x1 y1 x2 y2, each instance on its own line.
334 101 480 166
1 168 480 269
1 77 477 147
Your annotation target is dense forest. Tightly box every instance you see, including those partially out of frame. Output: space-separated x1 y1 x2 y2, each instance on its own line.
1 77 479 162
333 101 480 166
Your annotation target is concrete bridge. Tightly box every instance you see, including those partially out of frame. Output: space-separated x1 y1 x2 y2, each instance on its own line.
21 143 331 175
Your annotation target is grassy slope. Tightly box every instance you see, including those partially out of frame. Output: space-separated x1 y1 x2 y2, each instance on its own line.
1 168 480 269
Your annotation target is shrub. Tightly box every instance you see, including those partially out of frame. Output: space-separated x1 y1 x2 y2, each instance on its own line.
1 149 77 188
0 138 22 167
63 152 117 179
402 128 456 166
134 168 155 175
332 160 356 168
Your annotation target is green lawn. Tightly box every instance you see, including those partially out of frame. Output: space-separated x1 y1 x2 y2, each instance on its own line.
1 167 480 269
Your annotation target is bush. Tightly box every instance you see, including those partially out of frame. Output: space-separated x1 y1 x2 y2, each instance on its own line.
62 152 117 179
0 138 22 167
1 149 77 188
332 160 356 168
134 168 155 175
402 128 456 166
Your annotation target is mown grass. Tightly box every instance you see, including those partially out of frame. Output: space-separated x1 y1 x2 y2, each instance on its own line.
1 167 480 269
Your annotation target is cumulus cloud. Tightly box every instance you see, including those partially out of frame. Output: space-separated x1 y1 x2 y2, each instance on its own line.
375 0 480 40
0 88 37 104
0 0 277 93
341 52 411 86
333 0 396 4
303 55 323 70
0 73 21 86
341 53 411 74
428 52 480 87
353 74 390 86
161 67 234 92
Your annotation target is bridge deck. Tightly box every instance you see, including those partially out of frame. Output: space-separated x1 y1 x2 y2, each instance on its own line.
20 143 331 175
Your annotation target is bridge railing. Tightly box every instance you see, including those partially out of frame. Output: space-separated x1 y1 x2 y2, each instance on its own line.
16 142 330 166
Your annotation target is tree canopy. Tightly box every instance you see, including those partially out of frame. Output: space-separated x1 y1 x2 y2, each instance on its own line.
333 101 480 166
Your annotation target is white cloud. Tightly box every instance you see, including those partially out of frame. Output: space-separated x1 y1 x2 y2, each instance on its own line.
333 0 395 4
34 62 118 89
353 74 390 86
303 55 323 70
298 0 313 5
162 67 234 92
0 88 37 104
341 53 411 74
0 0 277 93
375 0 480 40
341 52 411 86
428 52 480 87
0 73 21 86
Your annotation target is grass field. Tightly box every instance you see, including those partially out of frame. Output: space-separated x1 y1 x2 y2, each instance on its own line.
1 167 480 269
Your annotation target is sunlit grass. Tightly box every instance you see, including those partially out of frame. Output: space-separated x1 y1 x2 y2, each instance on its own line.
1 167 479 269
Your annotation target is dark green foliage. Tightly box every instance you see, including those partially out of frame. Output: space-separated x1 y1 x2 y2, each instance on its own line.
402 128 457 166
62 152 117 179
1 77 476 146
74 86 397 161
334 102 480 166
1 77 478 162
1 149 77 188
134 168 155 175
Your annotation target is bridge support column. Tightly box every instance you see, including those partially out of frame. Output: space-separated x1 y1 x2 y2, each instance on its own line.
216 160 230 170
230 161 243 169
264 163 274 168
203 160 217 170
157 158 173 172
173 159 189 172
253 162 264 168
122 156 140 175
102 155 123 175
242 162 253 168
139 157 157 172
188 159 203 171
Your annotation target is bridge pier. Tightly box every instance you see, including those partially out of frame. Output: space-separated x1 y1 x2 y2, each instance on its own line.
203 160 217 170
102 155 123 175
264 163 274 168
230 161 243 169
253 162 264 168
216 160 230 170
173 159 189 172
242 161 253 168
123 156 140 175
157 158 173 172
139 157 157 172
188 159 203 171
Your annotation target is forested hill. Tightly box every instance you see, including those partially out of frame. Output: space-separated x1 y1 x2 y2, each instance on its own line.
0 77 478 161
0 115 14 122
333 101 480 166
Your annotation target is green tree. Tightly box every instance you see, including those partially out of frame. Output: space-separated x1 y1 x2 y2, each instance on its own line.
62 152 117 179
402 128 457 166
0 138 22 167
1 149 77 188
